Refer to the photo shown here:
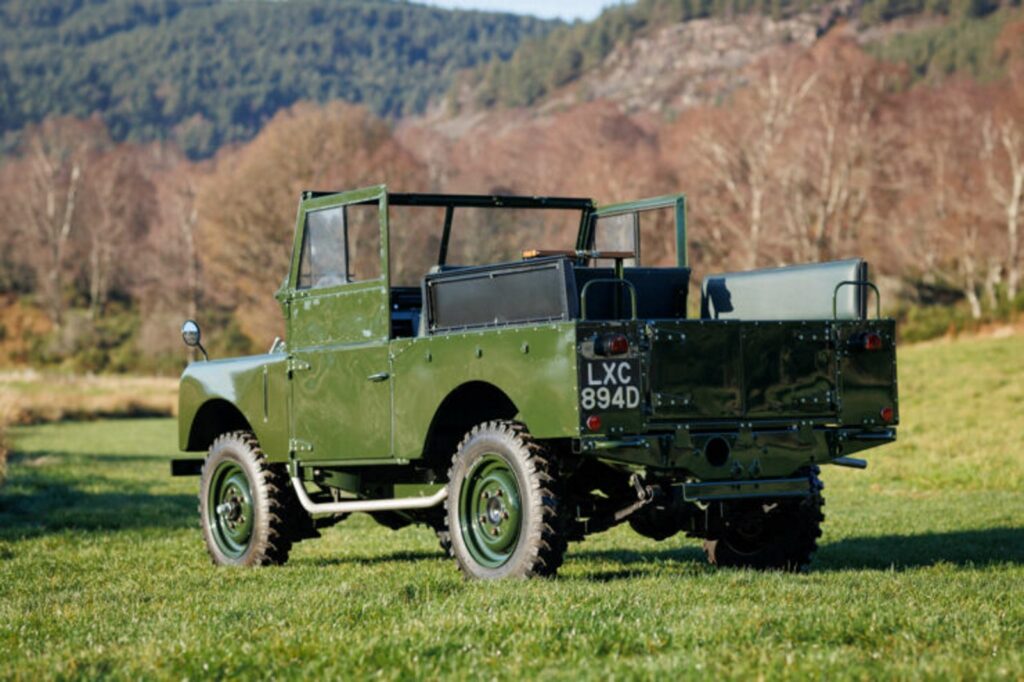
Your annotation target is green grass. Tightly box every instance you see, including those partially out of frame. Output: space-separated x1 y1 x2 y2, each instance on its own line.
1 336 1023 679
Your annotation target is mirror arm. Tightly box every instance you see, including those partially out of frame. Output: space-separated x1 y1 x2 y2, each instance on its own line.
195 342 209 362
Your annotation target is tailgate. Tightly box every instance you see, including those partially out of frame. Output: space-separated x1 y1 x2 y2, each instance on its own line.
648 321 837 421
646 319 898 426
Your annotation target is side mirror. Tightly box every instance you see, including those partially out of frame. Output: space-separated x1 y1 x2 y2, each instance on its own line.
181 320 208 361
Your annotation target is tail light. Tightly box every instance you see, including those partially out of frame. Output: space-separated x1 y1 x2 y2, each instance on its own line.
880 406 894 423
586 415 603 431
849 332 884 351
595 333 629 356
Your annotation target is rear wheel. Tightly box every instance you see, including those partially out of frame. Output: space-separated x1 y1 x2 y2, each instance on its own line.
703 468 824 572
199 431 294 567
445 421 565 579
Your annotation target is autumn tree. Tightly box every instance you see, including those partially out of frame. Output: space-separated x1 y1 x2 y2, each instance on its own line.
1 117 110 328
778 36 893 264
978 37 1024 303
78 145 157 319
893 82 999 318
697 50 817 269
197 102 428 343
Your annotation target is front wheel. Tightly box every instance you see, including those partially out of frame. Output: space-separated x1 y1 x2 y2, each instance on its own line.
199 431 294 566
445 421 566 579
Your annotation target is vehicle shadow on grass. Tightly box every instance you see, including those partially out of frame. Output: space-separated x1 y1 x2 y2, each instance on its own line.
816 527 1024 570
568 527 1024 577
304 551 441 567
0 475 195 543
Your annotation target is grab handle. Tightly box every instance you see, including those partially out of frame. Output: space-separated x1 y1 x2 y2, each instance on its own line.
580 278 638 320
833 280 881 320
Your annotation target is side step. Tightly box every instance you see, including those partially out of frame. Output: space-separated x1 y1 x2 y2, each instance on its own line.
290 477 448 514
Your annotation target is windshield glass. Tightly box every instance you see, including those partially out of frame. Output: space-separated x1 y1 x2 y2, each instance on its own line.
444 207 584 267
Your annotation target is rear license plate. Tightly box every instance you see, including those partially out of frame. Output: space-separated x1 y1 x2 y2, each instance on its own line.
580 358 641 410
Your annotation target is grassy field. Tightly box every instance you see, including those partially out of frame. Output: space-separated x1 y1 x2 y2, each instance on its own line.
0 335 1022 679
0 371 177 426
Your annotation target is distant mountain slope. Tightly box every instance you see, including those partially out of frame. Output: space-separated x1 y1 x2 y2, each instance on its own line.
455 0 1013 111
0 0 556 157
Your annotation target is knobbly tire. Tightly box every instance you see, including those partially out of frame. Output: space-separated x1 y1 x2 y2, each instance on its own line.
702 467 825 572
445 420 566 579
199 431 295 567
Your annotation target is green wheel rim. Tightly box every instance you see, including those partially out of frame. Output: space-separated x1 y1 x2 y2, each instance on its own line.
459 454 523 568
207 461 255 559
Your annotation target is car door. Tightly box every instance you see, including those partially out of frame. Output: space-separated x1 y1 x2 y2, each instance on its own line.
287 187 392 461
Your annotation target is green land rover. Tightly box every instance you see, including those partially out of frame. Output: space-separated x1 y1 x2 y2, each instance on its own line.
173 185 898 579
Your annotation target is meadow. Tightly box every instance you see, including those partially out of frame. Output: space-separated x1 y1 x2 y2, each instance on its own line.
0 334 1022 679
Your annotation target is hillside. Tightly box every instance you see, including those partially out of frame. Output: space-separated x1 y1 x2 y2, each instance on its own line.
0 0 555 157
452 0 1017 112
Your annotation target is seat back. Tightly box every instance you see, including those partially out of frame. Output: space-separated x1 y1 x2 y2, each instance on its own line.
701 259 868 321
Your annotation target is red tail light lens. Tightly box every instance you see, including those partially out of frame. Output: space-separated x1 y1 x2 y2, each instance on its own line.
595 333 629 356
880 406 894 423
586 415 602 432
863 333 883 351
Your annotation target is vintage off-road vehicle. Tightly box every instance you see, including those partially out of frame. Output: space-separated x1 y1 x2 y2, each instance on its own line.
173 185 898 578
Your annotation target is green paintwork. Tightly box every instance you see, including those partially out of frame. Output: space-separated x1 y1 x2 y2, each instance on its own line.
459 454 522 568
390 324 580 459
177 185 897 508
179 353 290 458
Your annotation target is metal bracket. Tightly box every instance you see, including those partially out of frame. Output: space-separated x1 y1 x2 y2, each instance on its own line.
287 357 311 375
289 439 314 454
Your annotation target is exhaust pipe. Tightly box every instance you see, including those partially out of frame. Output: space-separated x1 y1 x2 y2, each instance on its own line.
291 477 448 515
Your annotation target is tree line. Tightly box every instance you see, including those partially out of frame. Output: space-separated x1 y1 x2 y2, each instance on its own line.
0 0 555 158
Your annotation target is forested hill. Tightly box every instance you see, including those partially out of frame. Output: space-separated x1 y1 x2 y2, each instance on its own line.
462 0 1015 109
0 0 556 157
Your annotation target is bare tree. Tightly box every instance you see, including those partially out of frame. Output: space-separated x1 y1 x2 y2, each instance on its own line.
981 114 1024 302
700 56 817 268
10 119 108 328
81 147 154 319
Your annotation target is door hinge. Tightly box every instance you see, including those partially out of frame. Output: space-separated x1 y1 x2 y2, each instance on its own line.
289 439 314 454
287 357 311 374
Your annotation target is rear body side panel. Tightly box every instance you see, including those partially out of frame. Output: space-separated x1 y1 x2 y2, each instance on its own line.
391 323 581 461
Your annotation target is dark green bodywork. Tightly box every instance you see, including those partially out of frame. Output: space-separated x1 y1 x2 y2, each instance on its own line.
178 185 897 502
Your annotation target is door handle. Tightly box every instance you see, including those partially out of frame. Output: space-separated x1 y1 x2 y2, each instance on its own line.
367 372 390 382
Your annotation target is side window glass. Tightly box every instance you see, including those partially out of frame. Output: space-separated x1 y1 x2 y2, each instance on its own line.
298 207 347 289
297 202 381 290
594 213 638 267
344 202 382 281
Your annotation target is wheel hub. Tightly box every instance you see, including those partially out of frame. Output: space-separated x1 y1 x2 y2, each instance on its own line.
207 462 254 558
459 454 522 568
486 496 506 525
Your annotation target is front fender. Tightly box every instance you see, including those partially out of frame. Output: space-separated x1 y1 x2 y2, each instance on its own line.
178 353 290 460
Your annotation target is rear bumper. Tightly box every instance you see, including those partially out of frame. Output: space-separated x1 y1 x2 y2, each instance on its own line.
577 425 895 479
